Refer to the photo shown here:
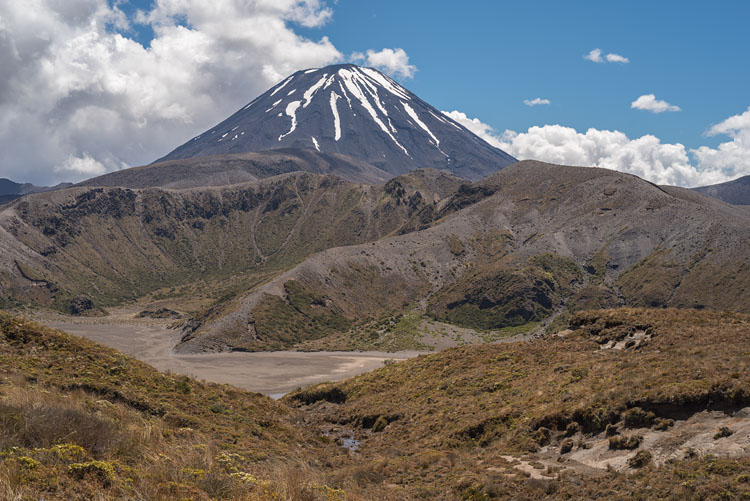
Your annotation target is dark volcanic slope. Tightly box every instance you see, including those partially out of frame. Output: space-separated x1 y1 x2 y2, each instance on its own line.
0 178 71 205
79 148 392 188
693 175 750 205
156 64 516 180
0 179 25 196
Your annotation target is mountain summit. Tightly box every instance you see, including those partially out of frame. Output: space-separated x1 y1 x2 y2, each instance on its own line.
156 64 516 180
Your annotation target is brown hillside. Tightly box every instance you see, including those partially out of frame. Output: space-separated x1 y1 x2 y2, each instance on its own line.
0 169 457 315
181 161 750 352
0 312 350 500
288 308 750 499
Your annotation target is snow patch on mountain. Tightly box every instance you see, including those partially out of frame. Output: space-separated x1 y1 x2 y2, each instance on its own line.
279 101 302 141
270 76 293 97
403 101 442 154
303 75 328 108
265 99 282 113
338 68 409 156
359 67 410 100
338 81 353 110
330 91 342 141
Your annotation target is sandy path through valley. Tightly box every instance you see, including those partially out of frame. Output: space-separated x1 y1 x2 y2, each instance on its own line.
43 320 419 396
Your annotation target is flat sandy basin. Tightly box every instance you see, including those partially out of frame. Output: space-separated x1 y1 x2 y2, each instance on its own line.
42 319 419 397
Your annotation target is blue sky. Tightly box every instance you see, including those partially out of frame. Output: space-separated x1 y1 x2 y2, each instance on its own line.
122 0 749 151
1 0 748 185
312 1 750 151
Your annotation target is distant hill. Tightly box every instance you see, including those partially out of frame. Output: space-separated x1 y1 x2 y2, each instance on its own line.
156 64 516 180
0 178 25 195
693 175 750 205
0 177 72 204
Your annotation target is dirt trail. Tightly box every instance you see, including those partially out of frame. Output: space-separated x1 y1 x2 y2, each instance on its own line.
40 316 418 396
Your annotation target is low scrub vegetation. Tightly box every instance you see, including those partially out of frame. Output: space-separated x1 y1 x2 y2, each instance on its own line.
288 308 750 498
428 253 583 330
1 308 749 499
0 313 351 499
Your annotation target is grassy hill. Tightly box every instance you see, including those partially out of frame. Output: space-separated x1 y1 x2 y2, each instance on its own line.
288 308 750 499
1 309 748 499
0 309 750 500
0 312 349 500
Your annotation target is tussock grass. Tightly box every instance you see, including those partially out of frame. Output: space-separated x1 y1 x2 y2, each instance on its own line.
288 308 750 499
0 313 351 500
1 309 749 499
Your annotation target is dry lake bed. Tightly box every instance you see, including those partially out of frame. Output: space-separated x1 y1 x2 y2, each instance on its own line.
40 315 419 397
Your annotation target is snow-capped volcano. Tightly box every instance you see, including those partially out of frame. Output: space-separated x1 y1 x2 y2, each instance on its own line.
156 64 516 180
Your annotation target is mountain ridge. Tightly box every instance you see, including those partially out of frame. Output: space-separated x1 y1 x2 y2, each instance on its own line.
0 178 72 204
693 174 750 205
2 160 748 353
0 168 459 314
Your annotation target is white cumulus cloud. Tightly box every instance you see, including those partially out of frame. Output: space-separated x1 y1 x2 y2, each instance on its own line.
441 110 505 149
692 107 750 178
584 48 604 63
605 53 630 63
584 48 630 64
523 98 551 107
0 0 344 184
706 106 750 136
631 94 681 113
352 48 416 79
496 125 722 186
55 153 110 176
443 109 750 188
0 0 418 185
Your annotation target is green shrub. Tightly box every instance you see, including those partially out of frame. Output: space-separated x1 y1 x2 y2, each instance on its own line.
654 418 674 431
50 443 87 461
714 427 733 439
14 456 40 470
609 435 642 450
623 407 655 428
372 416 389 433
532 427 551 446
68 460 116 486
290 385 347 405
175 377 191 394
563 422 580 437
628 450 652 468
560 439 574 454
